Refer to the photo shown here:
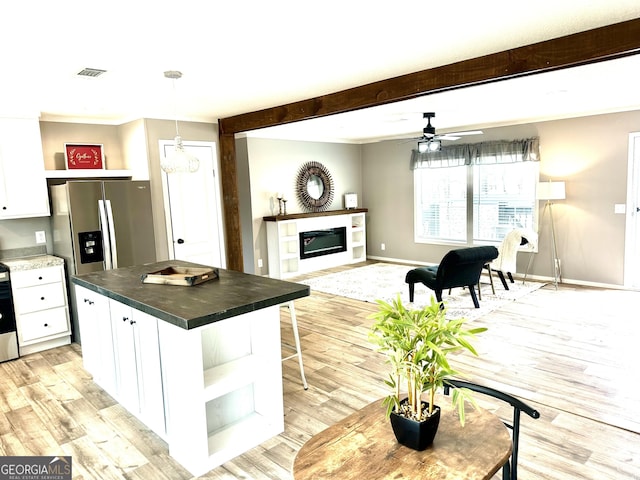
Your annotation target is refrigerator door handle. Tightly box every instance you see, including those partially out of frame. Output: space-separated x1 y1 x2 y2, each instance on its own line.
98 199 113 270
104 199 119 269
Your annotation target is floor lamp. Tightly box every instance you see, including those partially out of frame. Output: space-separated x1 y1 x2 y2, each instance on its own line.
537 180 566 289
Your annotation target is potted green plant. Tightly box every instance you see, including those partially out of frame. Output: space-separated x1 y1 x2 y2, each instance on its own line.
368 294 487 450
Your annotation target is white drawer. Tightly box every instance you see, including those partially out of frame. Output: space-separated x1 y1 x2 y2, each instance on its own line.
10 266 63 288
18 307 70 343
13 283 66 314
20 307 71 343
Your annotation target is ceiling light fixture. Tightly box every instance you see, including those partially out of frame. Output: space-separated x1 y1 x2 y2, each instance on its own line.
161 70 199 173
418 139 441 153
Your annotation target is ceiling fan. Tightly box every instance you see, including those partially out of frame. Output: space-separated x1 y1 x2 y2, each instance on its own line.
415 112 483 152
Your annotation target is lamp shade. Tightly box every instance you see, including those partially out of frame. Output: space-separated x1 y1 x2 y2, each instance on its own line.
161 136 200 173
162 70 200 174
537 181 565 201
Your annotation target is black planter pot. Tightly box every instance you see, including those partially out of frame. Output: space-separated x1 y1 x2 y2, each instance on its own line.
389 400 441 451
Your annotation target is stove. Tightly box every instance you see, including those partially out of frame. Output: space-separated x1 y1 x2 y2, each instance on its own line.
0 263 19 362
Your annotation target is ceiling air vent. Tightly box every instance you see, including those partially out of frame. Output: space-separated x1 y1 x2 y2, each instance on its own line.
76 68 106 78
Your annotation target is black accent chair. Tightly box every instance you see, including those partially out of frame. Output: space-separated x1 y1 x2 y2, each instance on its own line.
405 246 499 308
443 379 540 480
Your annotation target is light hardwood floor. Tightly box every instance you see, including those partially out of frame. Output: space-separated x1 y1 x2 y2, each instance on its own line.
1 261 639 479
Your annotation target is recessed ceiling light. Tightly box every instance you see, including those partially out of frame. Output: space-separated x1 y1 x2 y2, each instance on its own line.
76 68 106 78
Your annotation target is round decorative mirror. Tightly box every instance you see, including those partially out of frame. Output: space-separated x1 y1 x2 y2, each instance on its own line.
296 161 334 212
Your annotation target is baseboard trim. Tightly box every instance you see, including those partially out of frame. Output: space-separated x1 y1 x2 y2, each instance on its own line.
366 255 638 292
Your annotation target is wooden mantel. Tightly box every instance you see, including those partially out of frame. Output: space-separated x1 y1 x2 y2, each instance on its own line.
219 19 640 272
263 208 368 222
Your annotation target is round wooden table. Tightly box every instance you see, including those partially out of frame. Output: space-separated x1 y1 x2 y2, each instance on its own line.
293 397 512 480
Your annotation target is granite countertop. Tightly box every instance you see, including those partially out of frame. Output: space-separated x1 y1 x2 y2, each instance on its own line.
0 255 65 271
71 260 310 330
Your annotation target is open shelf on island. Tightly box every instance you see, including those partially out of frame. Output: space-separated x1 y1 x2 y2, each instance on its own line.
203 355 259 402
207 411 283 465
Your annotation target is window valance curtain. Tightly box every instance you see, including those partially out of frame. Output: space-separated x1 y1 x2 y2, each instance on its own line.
410 137 540 169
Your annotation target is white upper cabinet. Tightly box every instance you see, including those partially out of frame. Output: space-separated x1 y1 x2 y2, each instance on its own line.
0 117 50 219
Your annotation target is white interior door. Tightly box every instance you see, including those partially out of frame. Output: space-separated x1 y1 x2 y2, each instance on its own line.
625 132 640 288
160 141 226 268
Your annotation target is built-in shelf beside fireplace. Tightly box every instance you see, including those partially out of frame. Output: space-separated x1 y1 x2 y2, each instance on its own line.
264 209 367 279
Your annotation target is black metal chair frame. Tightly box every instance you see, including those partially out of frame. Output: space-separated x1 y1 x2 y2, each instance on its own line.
443 379 540 480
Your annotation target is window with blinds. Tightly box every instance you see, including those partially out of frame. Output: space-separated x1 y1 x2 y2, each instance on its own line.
414 165 467 243
473 162 537 242
414 161 537 245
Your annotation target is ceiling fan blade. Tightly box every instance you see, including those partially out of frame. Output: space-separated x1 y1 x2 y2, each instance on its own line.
435 130 483 141
450 130 483 136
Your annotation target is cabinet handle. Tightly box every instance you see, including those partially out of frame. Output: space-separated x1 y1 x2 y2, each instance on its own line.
130 320 136 326
38 276 43 280
123 317 129 322
44 323 49 327
40 296 45 300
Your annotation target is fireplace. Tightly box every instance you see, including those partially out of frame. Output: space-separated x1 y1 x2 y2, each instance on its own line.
299 227 347 259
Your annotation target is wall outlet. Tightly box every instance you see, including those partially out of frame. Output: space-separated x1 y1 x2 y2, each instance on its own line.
35 231 46 244
257 258 263 268
381 243 386 251
614 204 626 214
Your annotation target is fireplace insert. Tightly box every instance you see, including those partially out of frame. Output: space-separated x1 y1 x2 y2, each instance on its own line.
299 227 347 259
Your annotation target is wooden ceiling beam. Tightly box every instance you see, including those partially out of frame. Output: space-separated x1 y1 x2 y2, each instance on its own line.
220 18 640 135
219 18 640 272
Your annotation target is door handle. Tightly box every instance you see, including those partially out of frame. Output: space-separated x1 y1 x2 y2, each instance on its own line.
176 238 185 244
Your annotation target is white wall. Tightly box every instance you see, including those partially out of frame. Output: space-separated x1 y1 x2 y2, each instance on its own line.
0 217 51 252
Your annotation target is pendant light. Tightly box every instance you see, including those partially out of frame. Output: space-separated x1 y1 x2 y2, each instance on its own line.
161 70 200 173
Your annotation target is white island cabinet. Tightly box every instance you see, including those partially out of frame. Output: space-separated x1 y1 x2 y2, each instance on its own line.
75 286 117 397
75 286 166 438
156 305 283 475
72 260 308 477
108 297 166 437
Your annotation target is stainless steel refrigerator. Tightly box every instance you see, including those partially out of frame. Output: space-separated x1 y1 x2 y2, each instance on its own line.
50 180 157 343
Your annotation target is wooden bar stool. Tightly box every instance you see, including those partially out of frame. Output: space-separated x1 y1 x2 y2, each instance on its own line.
281 301 308 390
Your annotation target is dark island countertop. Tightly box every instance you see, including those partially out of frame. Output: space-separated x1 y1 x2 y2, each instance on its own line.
71 260 310 330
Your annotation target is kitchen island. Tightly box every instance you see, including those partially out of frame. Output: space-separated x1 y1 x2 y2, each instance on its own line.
71 260 309 477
